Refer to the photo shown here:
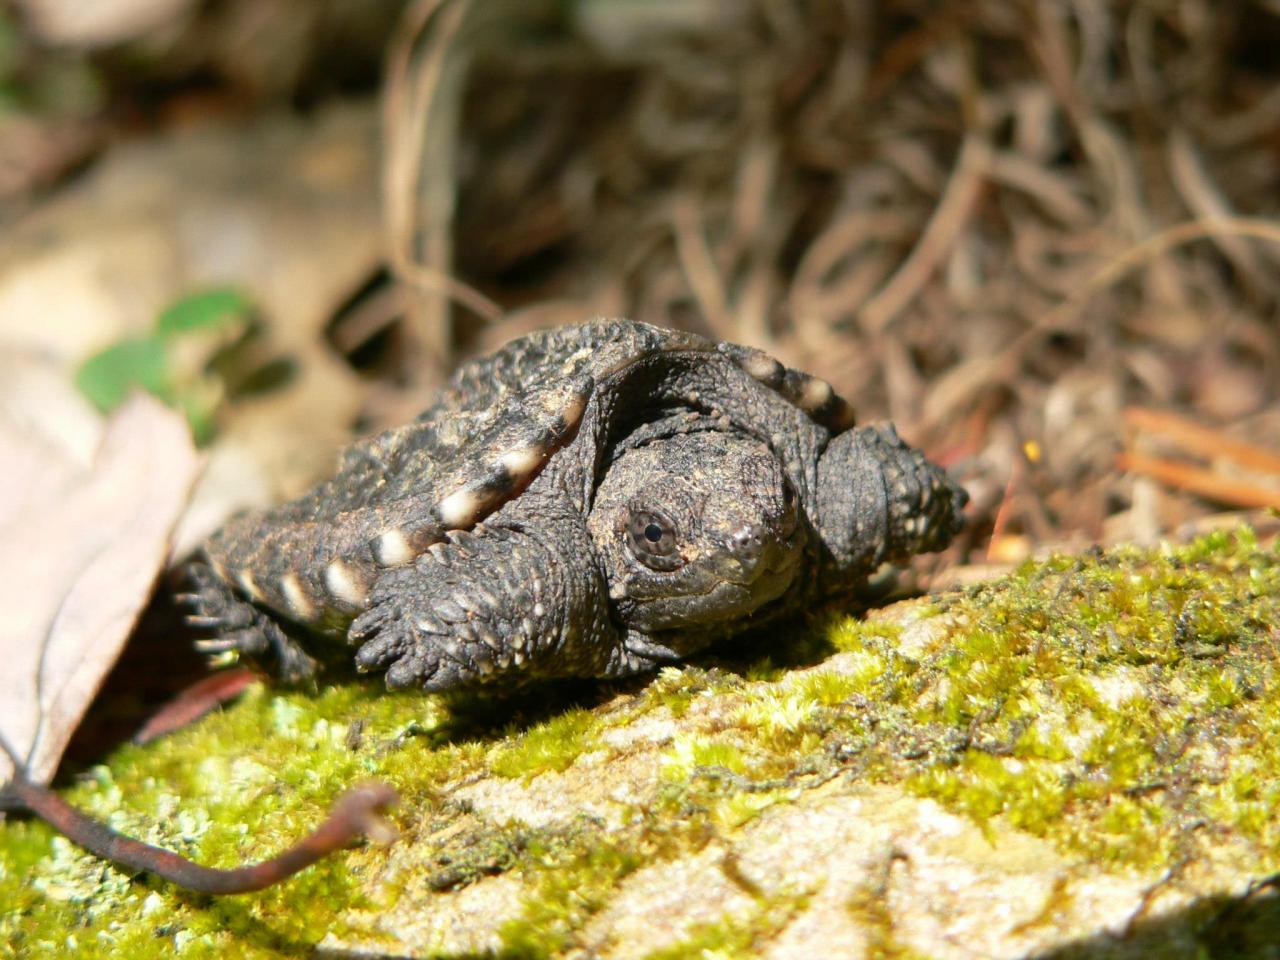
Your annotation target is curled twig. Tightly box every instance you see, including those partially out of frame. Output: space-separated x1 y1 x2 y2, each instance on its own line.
1 734 397 895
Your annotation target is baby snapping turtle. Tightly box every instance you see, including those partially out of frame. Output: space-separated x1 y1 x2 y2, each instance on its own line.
190 319 966 690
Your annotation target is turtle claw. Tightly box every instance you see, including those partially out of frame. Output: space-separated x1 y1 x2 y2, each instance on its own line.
184 563 318 684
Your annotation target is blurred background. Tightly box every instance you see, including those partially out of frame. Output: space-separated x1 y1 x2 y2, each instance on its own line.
3 0 1280 577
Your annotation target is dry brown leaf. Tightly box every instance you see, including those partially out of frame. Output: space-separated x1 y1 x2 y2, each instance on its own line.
15 0 198 48
0 368 199 787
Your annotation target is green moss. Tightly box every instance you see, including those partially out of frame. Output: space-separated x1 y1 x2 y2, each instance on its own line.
638 892 807 960
824 618 915 700
641 665 742 718
882 529 1280 869
846 879 936 960
496 831 645 958
3 527 1278 956
731 685 826 754
699 528 1280 875
640 666 748 722
657 736 793 829
0 683 476 959
913 748 1070 835
488 706 604 779
661 735 750 782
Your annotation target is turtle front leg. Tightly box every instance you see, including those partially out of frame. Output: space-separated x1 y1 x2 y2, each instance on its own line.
349 522 619 691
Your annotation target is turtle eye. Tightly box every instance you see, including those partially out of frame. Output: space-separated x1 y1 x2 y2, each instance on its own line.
626 509 681 570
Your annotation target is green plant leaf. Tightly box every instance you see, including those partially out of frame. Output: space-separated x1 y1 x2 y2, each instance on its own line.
75 288 259 443
75 337 171 414
155 288 252 337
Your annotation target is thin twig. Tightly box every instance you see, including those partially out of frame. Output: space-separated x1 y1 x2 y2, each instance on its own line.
923 216 1280 432
1124 407 1280 476
858 132 992 334
6 776 397 894
1167 128 1275 292
1117 453 1280 511
672 191 735 341
1067 218 1280 315
132 668 258 746
382 0 502 342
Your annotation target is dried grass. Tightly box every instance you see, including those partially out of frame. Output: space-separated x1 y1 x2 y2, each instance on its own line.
379 0 1280 551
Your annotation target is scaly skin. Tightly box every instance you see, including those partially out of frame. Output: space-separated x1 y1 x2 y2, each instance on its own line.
188 319 967 690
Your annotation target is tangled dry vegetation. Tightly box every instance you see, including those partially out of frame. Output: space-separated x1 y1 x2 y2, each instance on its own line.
365 0 1280 568
5 0 1278 560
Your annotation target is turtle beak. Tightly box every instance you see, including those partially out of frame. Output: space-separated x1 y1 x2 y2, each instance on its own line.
708 520 805 586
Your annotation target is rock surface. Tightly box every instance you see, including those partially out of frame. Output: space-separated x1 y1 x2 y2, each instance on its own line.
2 529 1278 959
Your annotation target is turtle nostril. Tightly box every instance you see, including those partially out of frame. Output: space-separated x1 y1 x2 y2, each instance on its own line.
730 526 765 562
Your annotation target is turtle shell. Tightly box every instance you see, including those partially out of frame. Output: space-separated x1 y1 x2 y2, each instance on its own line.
203 319 855 627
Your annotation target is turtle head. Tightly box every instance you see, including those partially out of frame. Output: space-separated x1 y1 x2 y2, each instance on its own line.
814 424 967 577
587 430 806 642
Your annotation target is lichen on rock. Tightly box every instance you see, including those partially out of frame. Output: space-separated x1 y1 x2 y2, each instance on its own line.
2 528 1278 958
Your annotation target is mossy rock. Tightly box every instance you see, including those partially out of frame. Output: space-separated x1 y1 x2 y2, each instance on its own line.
2 529 1279 959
